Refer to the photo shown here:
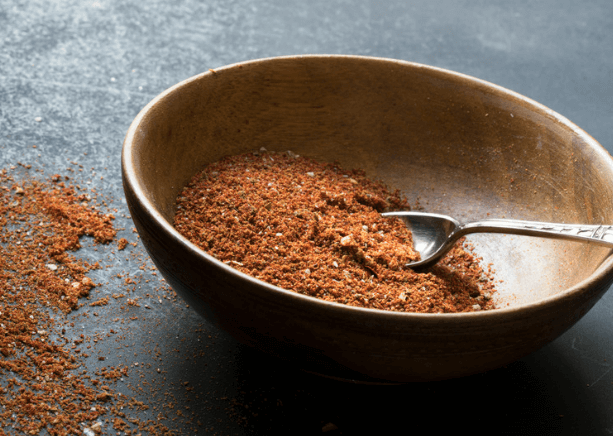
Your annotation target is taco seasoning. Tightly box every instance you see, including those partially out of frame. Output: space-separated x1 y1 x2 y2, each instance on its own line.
174 150 497 313
0 168 174 436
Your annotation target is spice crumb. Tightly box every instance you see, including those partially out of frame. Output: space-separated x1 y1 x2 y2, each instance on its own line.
117 237 129 250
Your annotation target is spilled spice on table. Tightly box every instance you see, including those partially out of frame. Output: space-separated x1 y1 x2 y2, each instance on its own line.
174 150 497 313
0 166 175 435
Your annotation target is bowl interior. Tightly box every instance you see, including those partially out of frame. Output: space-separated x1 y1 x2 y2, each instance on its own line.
126 56 613 309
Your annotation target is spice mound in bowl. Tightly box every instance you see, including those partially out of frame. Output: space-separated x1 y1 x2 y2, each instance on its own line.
174 150 496 313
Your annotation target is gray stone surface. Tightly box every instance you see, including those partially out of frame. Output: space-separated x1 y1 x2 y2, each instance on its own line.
1 0 612 434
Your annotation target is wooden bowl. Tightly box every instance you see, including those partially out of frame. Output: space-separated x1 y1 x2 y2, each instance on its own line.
122 55 613 382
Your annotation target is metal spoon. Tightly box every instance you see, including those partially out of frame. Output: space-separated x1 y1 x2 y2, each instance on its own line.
382 211 613 270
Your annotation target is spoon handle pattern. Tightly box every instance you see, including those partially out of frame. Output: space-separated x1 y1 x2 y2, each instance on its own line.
465 220 613 247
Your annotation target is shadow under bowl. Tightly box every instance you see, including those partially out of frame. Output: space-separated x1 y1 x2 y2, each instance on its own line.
122 55 613 382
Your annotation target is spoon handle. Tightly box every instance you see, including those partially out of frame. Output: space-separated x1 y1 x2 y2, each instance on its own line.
461 219 613 247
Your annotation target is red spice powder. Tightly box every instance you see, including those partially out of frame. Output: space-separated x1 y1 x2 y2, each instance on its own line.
0 171 116 434
174 150 497 313
0 167 175 436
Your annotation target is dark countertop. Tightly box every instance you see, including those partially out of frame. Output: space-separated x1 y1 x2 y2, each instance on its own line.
1 1 612 434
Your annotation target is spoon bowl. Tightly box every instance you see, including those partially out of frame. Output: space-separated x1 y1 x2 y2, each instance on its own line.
383 211 613 270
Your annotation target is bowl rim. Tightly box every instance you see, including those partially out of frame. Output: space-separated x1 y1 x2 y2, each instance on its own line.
122 54 613 322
